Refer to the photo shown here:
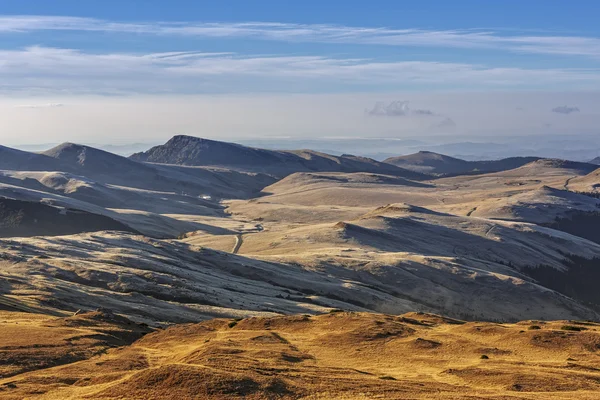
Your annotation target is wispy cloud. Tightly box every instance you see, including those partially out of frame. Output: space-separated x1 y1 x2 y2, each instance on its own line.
14 103 64 108
366 101 436 117
1 16 600 59
551 105 580 114
0 46 599 95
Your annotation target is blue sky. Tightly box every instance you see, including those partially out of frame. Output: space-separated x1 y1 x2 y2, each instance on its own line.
3 0 599 32
0 0 599 144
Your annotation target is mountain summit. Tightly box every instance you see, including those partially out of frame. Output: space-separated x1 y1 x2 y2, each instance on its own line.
131 135 282 167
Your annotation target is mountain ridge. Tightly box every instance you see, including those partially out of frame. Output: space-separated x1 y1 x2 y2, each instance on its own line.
130 135 427 179
384 151 542 175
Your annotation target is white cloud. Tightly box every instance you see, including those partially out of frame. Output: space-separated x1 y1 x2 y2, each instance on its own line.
0 47 599 95
551 105 580 114
1 16 600 59
366 101 436 116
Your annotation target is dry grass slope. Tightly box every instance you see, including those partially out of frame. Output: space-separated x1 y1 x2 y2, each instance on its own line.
1 311 600 399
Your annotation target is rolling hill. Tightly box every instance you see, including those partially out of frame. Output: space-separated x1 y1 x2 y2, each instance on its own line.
569 168 600 193
42 142 274 198
2 225 600 325
190 200 600 319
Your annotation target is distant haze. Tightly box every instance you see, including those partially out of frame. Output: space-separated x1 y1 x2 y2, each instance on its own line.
1 92 599 149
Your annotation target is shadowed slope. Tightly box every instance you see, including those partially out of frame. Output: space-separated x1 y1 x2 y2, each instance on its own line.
0 145 67 172
186 201 600 321
0 310 150 380
3 228 600 325
0 198 138 237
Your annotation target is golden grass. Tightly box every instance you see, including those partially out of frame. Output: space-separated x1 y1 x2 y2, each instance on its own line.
1 311 599 399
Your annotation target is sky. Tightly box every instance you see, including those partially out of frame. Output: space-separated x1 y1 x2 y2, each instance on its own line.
0 0 599 145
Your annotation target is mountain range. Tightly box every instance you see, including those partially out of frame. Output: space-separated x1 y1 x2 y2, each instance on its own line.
0 135 598 321
2 134 600 398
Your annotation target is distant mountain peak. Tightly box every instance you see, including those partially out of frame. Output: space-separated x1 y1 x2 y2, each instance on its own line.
43 142 147 174
166 135 235 145
167 135 207 144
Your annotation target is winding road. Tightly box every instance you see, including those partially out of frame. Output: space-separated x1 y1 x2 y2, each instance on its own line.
232 234 243 254
231 224 263 254
564 175 577 191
